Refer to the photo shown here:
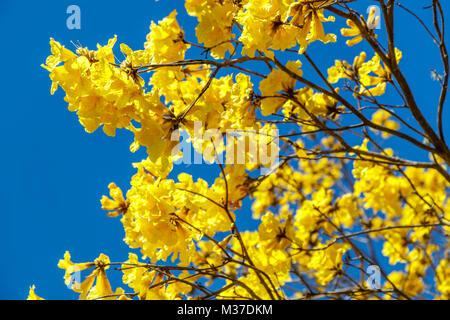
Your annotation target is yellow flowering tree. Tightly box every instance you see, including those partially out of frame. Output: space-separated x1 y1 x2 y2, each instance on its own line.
33 0 449 300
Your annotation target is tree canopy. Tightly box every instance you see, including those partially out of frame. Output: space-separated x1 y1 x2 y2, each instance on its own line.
32 0 450 300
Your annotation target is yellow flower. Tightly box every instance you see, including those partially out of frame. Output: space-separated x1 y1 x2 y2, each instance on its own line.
436 259 450 299
287 1 336 53
328 50 402 97
371 109 400 138
58 252 114 300
385 271 424 299
41 38 77 72
259 212 293 250
308 243 350 285
259 60 302 116
382 232 408 265
145 10 190 64
27 285 45 300
341 7 379 46
185 0 237 59
101 183 128 217
58 251 96 287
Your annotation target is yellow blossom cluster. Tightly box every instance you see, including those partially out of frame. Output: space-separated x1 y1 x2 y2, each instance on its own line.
328 49 403 96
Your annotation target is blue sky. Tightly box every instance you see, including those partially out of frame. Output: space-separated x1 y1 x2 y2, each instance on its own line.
0 1 448 299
